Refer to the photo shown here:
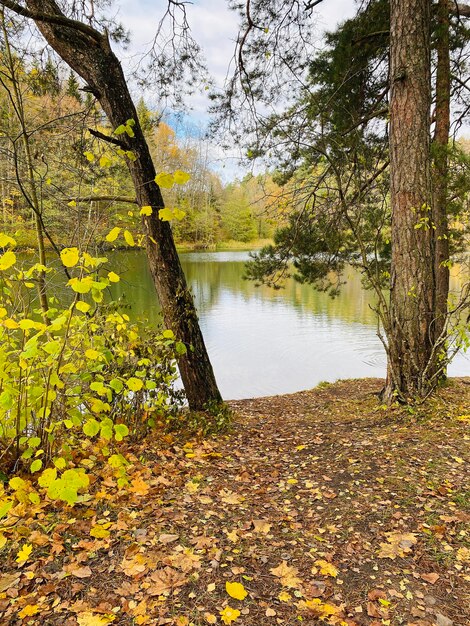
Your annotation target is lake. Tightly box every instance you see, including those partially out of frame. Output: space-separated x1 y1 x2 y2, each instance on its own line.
107 250 470 400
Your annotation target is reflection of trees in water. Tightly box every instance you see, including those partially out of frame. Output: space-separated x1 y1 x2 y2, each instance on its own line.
20 250 470 330
106 251 469 328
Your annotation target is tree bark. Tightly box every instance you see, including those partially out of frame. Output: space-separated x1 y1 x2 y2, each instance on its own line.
385 0 437 401
432 0 451 361
18 0 222 410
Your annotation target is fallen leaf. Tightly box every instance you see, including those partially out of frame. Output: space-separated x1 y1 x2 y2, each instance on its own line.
149 567 187 595
77 612 115 626
0 573 20 592
158 533 179 544
18 605 40 618
220 490 245 505
421 573 440 584
314 559 338 577
16 543 33 564
130 477 150 496
226 581 248 600
121 554 147 577
220 606 240 624
270 561 302 588
253 519 272 534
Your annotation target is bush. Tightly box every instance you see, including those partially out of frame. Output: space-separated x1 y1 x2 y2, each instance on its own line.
0 236 184 493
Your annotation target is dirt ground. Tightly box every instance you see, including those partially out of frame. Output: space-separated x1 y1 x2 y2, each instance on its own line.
0 378 469 626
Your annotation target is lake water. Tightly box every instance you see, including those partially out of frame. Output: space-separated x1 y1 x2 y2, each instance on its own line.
108 250 470 400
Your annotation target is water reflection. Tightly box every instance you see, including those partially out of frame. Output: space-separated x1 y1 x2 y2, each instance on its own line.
109 250 469 400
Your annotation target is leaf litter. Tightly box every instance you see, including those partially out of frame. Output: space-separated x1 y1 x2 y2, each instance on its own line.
0 378 469 625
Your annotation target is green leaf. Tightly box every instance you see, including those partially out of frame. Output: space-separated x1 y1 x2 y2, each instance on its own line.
175 341 187 355
30 459 43 473
126 377 143 392
0 500 13 519
108 454 126 468
109 378 124 393
114 423 129 442
83 419 100 437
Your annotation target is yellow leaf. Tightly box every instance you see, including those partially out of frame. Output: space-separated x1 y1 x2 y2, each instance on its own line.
0 233 16 247
16 543 32 563
3 318 19 329
75 301 91 314
77 612 115 626
126 377 143 391
172 207 186 221
99 155 112 167
270 561 302 588
105 227 121 243
226 581 248 600
315 559 338 577
85 349 100 360
60 247 80 268
158 207 174 222
220 606 240 624
68 200 77 207
456 547 470 563
123 230 135 247
107 271 120 283
173 170 191 185
130 477 150 496
18 605 40 618
155 172 175 189
68 276 93 294
140 205 153 216
84 151 95 162
0 249 16 271
90 525 111 539
278 591 292 603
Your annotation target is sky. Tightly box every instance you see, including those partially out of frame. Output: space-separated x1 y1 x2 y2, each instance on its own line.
108 0 359 178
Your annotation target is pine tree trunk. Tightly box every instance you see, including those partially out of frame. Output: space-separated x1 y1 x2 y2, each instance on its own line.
24 0 222 410
384 0 436 402
432 0 451 360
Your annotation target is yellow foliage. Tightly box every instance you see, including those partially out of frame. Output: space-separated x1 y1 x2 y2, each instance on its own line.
225 581 248 600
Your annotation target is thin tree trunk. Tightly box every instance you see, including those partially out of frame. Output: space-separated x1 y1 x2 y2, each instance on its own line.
20 0 222 410
432 0 451 360
1 10 49 320
385 0 436 402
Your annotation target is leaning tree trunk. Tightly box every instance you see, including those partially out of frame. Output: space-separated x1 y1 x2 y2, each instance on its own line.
431 0 451 361
385 0 437 402
20 0 222 410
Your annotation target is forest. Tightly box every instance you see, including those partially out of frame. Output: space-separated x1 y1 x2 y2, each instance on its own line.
0 1 469 626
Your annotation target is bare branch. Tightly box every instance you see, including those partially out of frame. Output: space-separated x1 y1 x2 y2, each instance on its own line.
0 0 104 41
